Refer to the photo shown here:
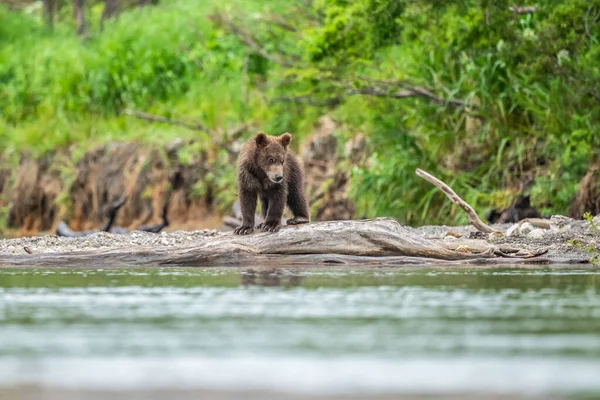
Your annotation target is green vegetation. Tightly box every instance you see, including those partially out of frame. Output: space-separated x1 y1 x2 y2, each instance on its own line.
585 211 599 232
1 0 599 225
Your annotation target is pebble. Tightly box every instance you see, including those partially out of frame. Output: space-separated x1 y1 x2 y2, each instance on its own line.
550 215 573 232
506 224 520 237
488 231 505 242
0 230 220 255
528 228 546 239
519 222 535 236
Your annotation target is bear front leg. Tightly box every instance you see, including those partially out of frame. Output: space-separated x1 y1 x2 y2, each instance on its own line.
286 180 310 226
261 189 286 233
234 189 257 235
256 195 269 229
260 196 269 219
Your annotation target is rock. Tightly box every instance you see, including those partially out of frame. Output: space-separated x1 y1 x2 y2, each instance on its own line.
506 223 520 237
528 229 546 239
468 231 486 239
550 215 573 232
488 231 505 243
166 137 184 154
519 222 535 236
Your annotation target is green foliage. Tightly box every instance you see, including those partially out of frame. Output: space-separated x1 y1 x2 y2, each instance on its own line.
0 0 277 156
0 5 43 45
305 0 403 62
584 212 599 232
1 0 600 225
295 0 600 224
569 238 600 264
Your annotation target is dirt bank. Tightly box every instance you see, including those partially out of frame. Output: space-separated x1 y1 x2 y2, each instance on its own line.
0 141 219 237
0 116 364 238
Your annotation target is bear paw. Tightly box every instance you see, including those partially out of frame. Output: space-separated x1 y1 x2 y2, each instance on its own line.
233 224 254 235
286 217 309 226
259 220 280 233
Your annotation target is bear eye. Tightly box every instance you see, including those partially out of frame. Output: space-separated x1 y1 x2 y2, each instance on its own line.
269 158 275 164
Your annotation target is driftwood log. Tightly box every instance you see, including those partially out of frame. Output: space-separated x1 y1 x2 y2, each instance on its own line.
0 218 585 268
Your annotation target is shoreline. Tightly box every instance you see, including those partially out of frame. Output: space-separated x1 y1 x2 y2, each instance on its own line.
0 217 596 267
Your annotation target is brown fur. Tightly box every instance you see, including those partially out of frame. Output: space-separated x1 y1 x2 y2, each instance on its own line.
233 132 310 235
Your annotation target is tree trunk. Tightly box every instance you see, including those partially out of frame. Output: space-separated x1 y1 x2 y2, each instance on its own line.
73 0 86 36
42 0 55 30
101 0 121 30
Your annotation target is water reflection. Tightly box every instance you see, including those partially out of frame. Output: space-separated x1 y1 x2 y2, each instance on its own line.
241 268 304 287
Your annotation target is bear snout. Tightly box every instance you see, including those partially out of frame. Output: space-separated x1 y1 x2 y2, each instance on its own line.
267 173 283 184
267 168 284 183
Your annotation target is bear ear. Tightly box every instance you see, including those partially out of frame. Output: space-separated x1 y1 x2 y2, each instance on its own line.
280 133 292 148
255 132 268 147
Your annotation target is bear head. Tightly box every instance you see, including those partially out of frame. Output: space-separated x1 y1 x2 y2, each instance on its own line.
254 132 292 184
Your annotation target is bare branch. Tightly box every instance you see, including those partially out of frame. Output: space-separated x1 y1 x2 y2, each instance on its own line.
347 86 475 110
351 76 477 110
122 109 241 156
123 109 212 132
256 13 298 32
416 168 502 234
218 122 252 140
271 95 341 107
271 84 482 115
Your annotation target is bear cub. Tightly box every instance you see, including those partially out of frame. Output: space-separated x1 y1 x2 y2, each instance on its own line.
234 132 310 235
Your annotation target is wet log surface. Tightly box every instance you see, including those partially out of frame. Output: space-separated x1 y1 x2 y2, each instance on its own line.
0 218 588 268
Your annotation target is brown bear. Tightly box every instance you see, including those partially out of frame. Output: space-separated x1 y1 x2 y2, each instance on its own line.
233 132 310 235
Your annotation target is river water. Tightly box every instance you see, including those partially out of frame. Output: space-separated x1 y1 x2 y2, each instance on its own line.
1 266 599 399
